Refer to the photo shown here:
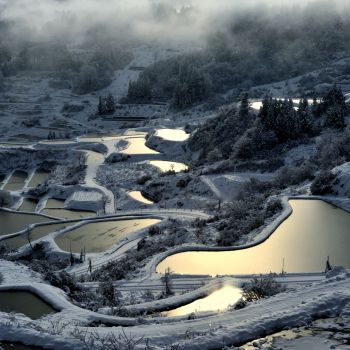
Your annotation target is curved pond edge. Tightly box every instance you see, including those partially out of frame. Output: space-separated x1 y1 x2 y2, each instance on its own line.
99 277 237 317
1 214 164 260
1 273 349 350
151 195 350 277
0 280 241 327
50 216 162 255
0 285 61 314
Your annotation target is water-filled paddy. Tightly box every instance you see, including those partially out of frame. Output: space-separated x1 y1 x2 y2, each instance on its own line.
27 170 49 188
19 198 38 212
42 208 94 220
122 138 159 155
45 199 65 208
0 211 53 236
163 285 242 317
156 129 189 142
149 161 188 173
3 171 27 191
0 291 55 319
55 219 161 253
1 222 72 250
157 200 350 275
42 199 94 219
128 191 154 204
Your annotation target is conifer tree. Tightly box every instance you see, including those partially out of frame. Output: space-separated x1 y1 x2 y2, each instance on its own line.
322 85 346 129
105 93 115 113
297 98 313 134
239 92 250 118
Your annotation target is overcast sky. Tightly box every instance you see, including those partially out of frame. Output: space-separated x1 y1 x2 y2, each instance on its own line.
0 0 348 45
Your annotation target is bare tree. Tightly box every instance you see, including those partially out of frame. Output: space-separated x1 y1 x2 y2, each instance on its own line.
26 228 33 250
161 267 173 296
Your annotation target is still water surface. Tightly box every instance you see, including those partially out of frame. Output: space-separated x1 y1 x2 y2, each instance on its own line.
3 171 27 191
1 222 72 250
19 198 38 212
157 200 350 275
0 211 53 236
122 137 159 155
156 129 189 142
163 285 242 317
128 191 154 204
27 170 49 188
55 219 160 253
0 291 55 319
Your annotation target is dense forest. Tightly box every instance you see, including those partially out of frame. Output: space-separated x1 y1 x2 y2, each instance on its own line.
189 86 350 171
126 3 350 108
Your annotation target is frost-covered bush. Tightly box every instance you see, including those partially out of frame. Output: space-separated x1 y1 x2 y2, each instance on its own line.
136 175 152 185
265 198 283 217
0 190 14 207
91 256 135 281
242 276 286 302
188 104 254 163
314 130 350 170
274 163 315 188
97 280 120 307
310 171 336 195
105 153 129 163
217 180 283 246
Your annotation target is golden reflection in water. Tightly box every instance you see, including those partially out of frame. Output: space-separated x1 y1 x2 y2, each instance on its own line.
121 138 159 155
128 191 153 204
55 219 161 253
163 285 242 317
149 160 188 173
157 200 350 275
156 129 189 142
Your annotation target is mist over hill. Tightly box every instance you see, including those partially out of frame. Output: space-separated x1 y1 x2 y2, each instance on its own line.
1 0 349 45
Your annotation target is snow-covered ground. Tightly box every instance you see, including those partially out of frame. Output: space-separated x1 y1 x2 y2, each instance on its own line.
1 43 350 350
0 267 349 349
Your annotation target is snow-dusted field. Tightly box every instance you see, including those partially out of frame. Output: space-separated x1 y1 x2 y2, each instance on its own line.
1 42 350 350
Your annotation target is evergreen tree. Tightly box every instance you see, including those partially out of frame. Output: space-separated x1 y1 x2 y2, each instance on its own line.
324 104 346 129
311 95 322 118
322 85 346 112
105 93 115 113
127 77 151 103
98 280 117 306
173 64 211 109
98 96 106 115
297 98 314 134
239 92 250 118
321 85 346 129
98 94 116 115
